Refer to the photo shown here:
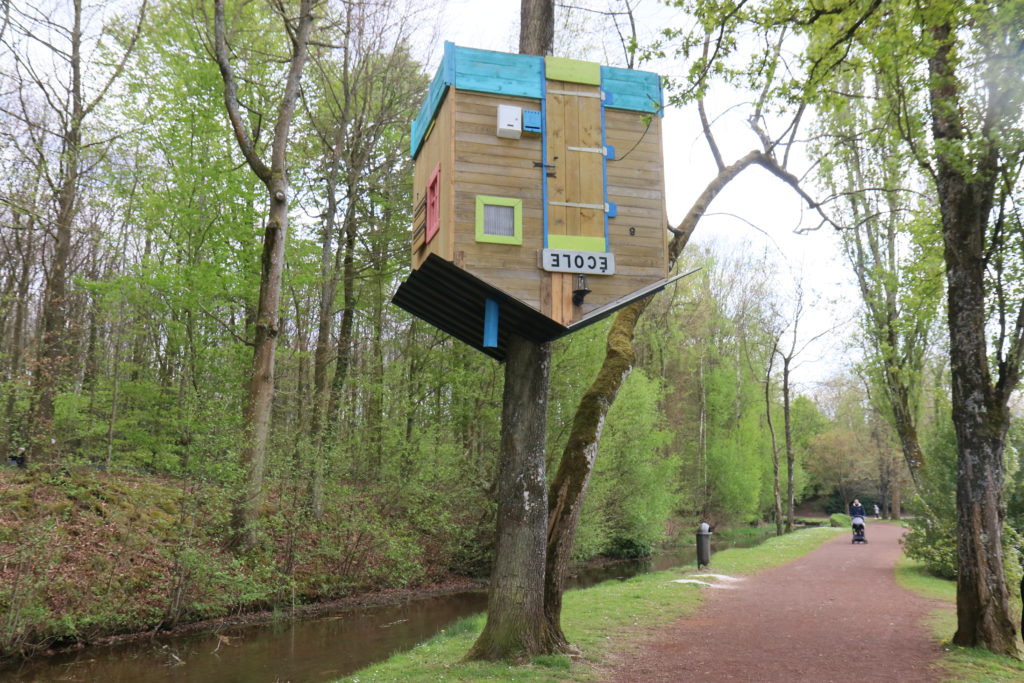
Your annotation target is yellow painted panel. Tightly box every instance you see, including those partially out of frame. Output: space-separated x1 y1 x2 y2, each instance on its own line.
545 56 601 85
548 234 607 251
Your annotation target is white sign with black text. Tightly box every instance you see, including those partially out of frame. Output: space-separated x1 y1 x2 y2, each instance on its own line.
540 249 615 275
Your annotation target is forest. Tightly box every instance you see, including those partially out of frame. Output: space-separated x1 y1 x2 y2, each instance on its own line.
1 0 1023 663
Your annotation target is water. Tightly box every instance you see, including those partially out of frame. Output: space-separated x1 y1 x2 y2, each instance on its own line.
3 536 762 682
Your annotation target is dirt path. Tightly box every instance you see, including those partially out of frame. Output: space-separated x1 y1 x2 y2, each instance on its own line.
603 522 949 682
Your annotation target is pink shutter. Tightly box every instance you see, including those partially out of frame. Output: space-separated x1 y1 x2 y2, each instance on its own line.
426 163 440 243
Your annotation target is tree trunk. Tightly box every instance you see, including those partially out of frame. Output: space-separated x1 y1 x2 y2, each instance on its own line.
467 1 557 660
309 151 342 517
543 299 647 647
216 0 316 550
234 189 290 546
782 356 795 532
541 148 781 638
29 0 84 464
764 345 783 536
927 21 1019 655
467 335 557 659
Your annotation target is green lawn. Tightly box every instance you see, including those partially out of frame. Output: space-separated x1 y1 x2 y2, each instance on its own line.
894 557 1024 682
339 527 842 682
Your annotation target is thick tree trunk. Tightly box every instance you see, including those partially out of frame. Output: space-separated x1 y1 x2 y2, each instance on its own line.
234 188 290 546
926 20 1020 655
466 0 558 661
519 0 553 55
468 335 557 659
29 1 84 464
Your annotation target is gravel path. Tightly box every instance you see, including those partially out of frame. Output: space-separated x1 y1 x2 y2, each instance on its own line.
603 521 949 682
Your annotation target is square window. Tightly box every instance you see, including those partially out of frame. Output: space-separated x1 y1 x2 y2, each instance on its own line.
483 204 515 237
475 196 522 245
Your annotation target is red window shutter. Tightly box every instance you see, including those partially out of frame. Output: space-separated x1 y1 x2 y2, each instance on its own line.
426 163 440 243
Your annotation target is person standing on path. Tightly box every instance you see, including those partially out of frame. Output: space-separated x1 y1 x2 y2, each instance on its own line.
873 503 881 519
850 498 866 518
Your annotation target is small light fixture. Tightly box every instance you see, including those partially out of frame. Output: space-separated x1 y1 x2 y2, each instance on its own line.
572 273 591 306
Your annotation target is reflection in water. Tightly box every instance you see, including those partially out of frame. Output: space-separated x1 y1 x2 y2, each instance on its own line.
5 539 753 682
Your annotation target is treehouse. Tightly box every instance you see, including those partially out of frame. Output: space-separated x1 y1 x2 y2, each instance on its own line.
393 43 675 360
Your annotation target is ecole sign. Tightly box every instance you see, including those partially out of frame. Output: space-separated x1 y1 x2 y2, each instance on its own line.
541 249 615 275
392 44 672 361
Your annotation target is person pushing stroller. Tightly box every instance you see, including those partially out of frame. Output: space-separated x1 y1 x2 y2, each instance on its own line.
850 498 867 544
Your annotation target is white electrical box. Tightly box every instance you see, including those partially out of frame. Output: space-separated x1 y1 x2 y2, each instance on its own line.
496 104 522 139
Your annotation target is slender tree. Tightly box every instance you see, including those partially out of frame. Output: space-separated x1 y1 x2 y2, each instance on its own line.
213 0 317 548
0 0 147 463
542 24 826 640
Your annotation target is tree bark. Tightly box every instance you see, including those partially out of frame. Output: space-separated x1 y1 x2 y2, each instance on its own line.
216 0 316 550
927 20 1020 656
29 0 84 463
543 299 647 648
541 148 791 639
782 355 795 532
765 344 783 536
467 335 557 659
519 0 553 56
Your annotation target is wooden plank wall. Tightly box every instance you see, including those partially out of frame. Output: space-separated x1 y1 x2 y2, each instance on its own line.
451 91 545 311
585 109 667 310
411 91 456 269
411 88 667 328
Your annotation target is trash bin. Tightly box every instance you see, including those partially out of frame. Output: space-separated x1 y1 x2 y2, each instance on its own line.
696 522 712 568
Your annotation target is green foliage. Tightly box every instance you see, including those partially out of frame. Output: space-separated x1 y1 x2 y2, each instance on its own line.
575 369 676 559
829 513 851 528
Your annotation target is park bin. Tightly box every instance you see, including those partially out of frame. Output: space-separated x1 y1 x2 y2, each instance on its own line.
696 522 712 568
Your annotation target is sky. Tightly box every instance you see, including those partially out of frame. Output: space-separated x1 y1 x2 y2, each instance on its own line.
434 0 857 385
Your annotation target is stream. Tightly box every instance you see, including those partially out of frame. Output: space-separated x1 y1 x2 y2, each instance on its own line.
3 535 765 682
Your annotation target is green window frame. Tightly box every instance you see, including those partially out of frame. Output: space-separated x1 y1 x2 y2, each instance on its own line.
475 195 523 245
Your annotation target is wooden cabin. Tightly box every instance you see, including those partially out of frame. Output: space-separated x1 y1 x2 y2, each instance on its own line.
393 43 671 360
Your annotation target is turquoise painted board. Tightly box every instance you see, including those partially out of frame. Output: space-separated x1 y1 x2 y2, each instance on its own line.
410 45 663 159
411 43 456 157
453 46 543 99
601 66 662 114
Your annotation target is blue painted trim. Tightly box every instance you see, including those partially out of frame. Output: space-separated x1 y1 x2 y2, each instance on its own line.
600 65 663 115
600 89 610 251
484 298 499 348
410 44 457 158
453 46 543 99
412 44 548 158
443 41 456 83
541 71 549 250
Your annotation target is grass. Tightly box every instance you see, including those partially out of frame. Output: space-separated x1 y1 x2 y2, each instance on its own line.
339 526 842 682
895 556 1024 682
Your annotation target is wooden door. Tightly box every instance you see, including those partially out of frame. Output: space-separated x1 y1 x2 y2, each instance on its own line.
544 79 606 324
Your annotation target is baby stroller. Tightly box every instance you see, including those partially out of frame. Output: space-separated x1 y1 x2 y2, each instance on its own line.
851 516 867 544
